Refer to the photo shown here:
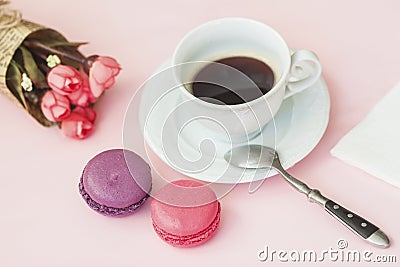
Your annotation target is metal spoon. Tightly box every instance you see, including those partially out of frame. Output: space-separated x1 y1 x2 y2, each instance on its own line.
224 144 390 248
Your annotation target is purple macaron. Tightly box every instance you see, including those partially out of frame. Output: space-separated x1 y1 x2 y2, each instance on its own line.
79 149 152 217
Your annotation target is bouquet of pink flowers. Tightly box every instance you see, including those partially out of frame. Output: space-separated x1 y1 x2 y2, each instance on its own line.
0 2 121 139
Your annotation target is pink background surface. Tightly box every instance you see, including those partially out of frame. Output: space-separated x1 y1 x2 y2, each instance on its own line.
1 0 400 266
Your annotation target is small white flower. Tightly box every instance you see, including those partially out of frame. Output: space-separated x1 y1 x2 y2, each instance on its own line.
21 73 33 92
46 54 61 68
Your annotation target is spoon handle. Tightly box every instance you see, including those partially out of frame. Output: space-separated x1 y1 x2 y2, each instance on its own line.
324 200 390 248
276 167 390 248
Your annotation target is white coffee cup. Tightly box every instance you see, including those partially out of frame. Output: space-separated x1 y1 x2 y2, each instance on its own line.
172 18 321 142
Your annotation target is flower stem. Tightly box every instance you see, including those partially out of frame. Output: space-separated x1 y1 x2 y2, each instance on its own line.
23 39 86 65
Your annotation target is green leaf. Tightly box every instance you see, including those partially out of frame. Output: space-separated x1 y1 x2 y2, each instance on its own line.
48 41 88 48
25 89 56 127
26 29 69 48
57 46 86 69
25 29 87 69
6 60 27 108
7 60 55 127
19 46 47 89
12 48 24 67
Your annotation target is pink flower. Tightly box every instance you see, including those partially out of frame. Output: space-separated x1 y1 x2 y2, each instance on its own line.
60 109 95 139
47 65 83 95
72 106 96 123
89 56 121 97
41 90 71 122
67 78 96 107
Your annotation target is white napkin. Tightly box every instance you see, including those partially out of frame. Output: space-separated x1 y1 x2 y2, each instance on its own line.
331 82 400 188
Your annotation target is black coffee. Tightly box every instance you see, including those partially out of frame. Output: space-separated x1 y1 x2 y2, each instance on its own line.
191 56 275 105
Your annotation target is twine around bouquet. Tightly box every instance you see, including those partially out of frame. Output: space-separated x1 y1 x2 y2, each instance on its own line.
0 1 21 30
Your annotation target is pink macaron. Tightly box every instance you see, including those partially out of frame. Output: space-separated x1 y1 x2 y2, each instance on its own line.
150 179 221 247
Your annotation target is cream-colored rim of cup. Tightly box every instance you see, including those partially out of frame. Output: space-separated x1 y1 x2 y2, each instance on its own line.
172 17 291 110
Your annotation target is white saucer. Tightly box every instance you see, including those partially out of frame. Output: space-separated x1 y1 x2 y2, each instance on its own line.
138 58 330 184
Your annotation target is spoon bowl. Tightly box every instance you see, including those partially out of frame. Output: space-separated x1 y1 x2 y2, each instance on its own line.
224 144 276 169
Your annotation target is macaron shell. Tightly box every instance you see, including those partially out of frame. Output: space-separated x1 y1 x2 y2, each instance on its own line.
82 149 151 209
152 202 221 247
151 180 220 245
153 179 218 207
151 199 219 237
79 176 150 217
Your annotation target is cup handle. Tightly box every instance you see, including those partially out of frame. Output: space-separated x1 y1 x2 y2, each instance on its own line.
284 50 322 99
